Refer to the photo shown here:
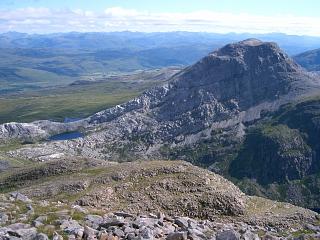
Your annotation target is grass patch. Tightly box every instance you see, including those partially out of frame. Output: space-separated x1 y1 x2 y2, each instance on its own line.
291 229 315 237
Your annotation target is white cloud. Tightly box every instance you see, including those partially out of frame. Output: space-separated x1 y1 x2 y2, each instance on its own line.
0 7 319 36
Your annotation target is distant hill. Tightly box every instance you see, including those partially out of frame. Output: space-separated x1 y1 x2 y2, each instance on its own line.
1 31 320 93
1 31 320 55
0 45 213 93
294 48 320 71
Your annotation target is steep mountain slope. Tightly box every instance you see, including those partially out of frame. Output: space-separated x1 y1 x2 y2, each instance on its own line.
229 97 320 210
1 39 320 210
294 48 320 71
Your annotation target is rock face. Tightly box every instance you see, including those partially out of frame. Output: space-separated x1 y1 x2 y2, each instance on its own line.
0 120 84 144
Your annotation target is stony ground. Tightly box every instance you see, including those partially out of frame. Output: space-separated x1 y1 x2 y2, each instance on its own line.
0 160 319 239
0 193 320 239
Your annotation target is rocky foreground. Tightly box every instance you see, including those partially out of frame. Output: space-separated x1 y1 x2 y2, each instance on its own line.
1 204 320 240
0 160 319 239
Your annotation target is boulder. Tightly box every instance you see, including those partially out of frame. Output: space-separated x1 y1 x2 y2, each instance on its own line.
166 232 188 240
216 230 240 240
10 192 31 203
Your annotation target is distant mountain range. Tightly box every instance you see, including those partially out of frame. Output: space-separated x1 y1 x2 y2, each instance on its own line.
2 31 320 55
1 31 320 95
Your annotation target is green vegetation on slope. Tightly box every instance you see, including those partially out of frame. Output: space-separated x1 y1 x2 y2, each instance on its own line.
227 97 320 209
229 124 312 184
0 68 177 123
0 82 141 123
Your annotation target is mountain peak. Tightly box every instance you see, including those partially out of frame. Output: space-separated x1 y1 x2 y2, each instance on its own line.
238 38 264 46
211 38 280 58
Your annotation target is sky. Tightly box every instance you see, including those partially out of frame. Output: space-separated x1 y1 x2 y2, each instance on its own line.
0 0 319 36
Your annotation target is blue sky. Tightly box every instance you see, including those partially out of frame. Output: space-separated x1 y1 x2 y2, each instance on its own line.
1 0 319 16
0 0 319 35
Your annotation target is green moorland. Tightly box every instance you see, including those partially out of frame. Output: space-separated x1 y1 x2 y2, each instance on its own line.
0 69 177 123
0 83 138 123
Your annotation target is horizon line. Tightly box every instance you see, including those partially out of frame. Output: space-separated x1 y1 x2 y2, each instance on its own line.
1 31 320 38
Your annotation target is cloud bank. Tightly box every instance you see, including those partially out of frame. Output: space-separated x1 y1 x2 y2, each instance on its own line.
0 7 319 36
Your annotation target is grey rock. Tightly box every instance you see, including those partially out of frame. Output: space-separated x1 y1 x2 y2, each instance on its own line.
216 230 240 240
188 228 207 239
101 219 126 228
114 228 125 237
139 227 153 239
59 219 83 234
243 231 260 240
124 226 135 234
7 226 37 240
166 232 188 240
162 223 176 235
52 232 64 240
34 216 48 223
157 212 165 220
3 236 21 240
33 233 49 240
31 221 44 228
126 232 136 240
133 217 158 228
174 218 189 230
0 227 9 237
261 234 279 240
0 213 9 224
10 192 31 203
85 214 104 228
114 212 134 218
67 235 76 240
72 205 88 214
305 223 320 232
83 225 97 239
26 204 34 215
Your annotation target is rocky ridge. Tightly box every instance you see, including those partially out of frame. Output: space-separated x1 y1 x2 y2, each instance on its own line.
2 39 320 163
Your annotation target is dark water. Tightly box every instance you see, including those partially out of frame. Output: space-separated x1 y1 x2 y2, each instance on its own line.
311 208 320 213
49 131 83 141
